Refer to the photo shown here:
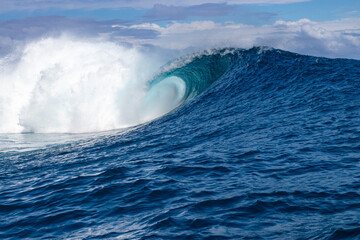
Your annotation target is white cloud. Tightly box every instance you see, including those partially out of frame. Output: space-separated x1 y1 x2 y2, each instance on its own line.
1 16 360 60
0 16 160 56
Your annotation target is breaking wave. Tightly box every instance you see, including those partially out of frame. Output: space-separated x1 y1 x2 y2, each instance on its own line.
0 36 234 133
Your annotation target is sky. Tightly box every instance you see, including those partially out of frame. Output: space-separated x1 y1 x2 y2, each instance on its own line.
0 0 360 59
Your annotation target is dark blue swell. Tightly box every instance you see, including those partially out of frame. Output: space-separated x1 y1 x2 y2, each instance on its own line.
1 47 360 239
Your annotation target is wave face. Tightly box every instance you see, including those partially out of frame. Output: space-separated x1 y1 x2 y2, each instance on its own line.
0 38 235 134
1 46 360 239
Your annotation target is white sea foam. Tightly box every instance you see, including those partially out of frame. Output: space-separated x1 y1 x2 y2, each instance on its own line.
0 36 185 133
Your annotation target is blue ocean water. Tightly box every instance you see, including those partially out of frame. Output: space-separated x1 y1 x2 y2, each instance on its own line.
1 47 360 239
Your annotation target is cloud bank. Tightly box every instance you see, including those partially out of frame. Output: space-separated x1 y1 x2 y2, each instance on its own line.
1 16 360 60
124 18 360 59
142 3 277 24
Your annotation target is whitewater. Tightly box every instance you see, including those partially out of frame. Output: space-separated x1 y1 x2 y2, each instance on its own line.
1 36 360 239
0 36 186 134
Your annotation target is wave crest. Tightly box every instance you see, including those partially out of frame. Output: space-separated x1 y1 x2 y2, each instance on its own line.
0 37 234 133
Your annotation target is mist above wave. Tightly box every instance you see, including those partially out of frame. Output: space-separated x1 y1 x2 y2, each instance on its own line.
0 36 185 133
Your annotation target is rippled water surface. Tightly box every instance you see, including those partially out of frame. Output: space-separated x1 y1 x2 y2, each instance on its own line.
1 48 360 239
